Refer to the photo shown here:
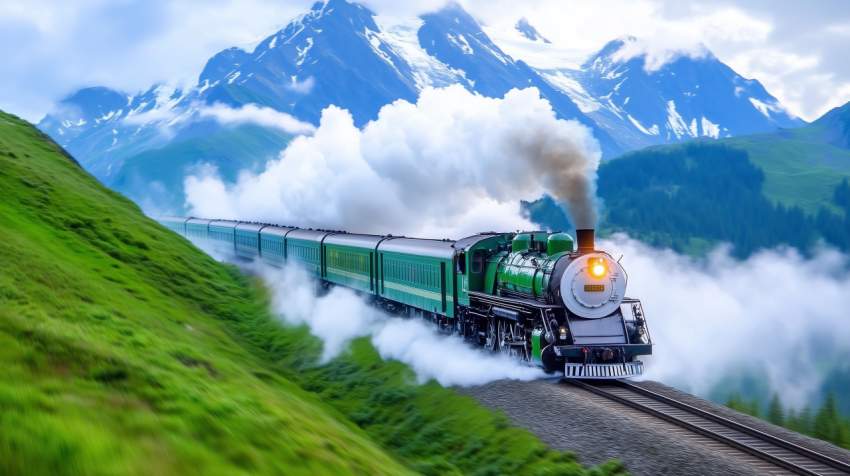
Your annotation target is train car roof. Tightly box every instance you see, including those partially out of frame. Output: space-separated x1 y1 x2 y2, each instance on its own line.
286 229 335 242
325 233 384 249
159 216 190 223
453 233 509 251
260 226 297 237
235 223 266 232
379 237 457 259
186 218 214 225
209 220 240 229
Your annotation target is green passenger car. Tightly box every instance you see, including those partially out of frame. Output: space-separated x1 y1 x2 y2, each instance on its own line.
235 223 265 260
377 238 455 318
185 218 213 243
285 229 333 278
451 233 512 306
208 220 239 254
159 216 189 236
259 225 296 268
323 234 383 294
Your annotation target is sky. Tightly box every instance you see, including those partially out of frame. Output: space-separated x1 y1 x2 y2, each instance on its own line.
0 0 847 123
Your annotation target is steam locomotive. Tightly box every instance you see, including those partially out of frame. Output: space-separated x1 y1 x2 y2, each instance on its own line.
159 217 652 378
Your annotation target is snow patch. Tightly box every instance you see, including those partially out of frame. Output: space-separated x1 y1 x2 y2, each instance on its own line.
701 117 720 139
361 26 398 72
665 100 695 139
447 33 473 54
371 15 469 91
197 79 211 95
613 78 627 91
749 97 771 118
227 72 241 84
269 37 277 49
603 66 627 80
628 115 659 135
540 71 600 113
481 25 590 70
295 38 314 66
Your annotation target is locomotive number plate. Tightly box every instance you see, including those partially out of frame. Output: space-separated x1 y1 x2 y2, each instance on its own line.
584 285 605 292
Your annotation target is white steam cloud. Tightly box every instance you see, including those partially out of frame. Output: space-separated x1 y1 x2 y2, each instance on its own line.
263 263 544 386
197 103 317 135
601 234 850 407
184 85 601 237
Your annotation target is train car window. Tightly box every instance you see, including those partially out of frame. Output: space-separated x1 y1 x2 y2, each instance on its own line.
471 250 484 274
457 253 466 274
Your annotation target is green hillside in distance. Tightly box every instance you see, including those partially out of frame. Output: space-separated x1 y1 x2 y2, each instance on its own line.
524 101 850 258
0 110 624 475
724 101 850 216
110 124 292 214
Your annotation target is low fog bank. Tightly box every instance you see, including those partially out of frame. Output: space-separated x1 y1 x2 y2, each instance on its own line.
260 262 544 386
601 234 850 408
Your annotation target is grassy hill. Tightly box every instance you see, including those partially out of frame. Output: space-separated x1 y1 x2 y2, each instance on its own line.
0 110 624 475
724 103 850 216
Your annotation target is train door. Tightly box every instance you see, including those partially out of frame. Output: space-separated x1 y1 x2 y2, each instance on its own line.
456 252 469 305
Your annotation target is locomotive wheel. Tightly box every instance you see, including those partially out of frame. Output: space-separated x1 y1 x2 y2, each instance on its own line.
498 320 516 358
486 317 499 352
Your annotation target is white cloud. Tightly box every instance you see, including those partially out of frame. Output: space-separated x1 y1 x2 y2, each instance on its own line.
602 234 850 407
198 103 317 135
184 85 601 237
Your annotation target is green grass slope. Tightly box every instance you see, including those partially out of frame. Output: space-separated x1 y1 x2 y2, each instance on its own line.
724 112 850 216
0 113 409 475
110 124 292 214
0 111 624 476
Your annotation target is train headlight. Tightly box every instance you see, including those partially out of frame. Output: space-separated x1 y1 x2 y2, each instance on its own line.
588 258 607 278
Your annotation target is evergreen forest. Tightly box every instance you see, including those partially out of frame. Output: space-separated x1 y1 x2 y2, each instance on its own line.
524 143 850 258
727 393 850 449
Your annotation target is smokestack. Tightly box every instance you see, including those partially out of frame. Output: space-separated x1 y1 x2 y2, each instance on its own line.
576 229 595 253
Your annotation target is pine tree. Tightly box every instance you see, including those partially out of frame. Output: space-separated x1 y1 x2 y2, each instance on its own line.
767 393 785 427
814 393 850 448
789 405 814 436
747 397 762 419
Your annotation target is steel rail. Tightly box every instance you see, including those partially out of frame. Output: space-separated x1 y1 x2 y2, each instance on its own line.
564 378 850 476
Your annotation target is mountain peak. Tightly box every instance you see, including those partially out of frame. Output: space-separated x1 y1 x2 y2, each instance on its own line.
515 18 550 43
814 101 850 150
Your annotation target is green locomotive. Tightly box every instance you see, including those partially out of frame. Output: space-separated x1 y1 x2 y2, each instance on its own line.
159 217 652 377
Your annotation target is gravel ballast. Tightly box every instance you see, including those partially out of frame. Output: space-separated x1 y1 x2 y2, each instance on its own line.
456 379 822 476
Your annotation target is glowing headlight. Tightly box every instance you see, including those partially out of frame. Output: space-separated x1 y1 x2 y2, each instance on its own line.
588 258 607 278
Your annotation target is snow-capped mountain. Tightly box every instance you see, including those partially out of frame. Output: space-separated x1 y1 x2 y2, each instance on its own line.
486 30 805 151
37 0 805 188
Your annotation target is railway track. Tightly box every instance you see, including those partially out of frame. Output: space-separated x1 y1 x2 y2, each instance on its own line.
564 379 850 476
